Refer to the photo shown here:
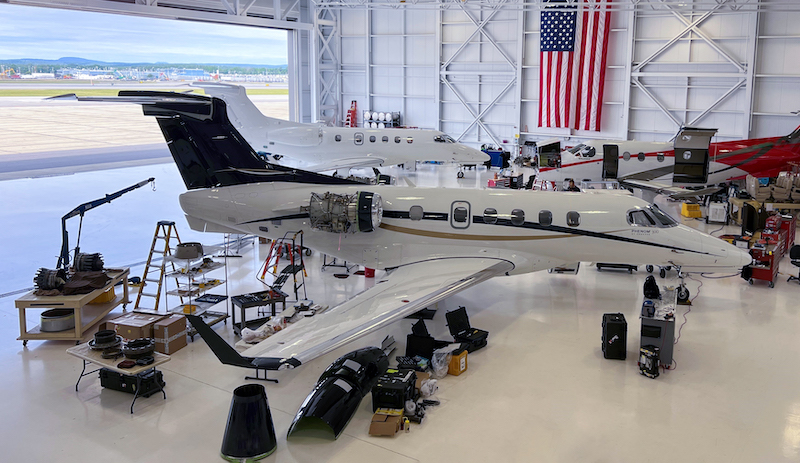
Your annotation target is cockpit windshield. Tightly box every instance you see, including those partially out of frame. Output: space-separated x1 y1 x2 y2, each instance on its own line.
434 134 456 143
648 204 678 227
627 204 679 228
566 144 596 157
567 144 586 155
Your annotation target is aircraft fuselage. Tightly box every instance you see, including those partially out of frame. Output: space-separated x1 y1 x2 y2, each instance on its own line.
180 184 751 275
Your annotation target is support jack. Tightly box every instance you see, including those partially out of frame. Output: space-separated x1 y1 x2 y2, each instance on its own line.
245 369 279 384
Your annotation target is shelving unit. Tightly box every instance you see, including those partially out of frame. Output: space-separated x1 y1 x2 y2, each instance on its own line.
163 253 228 340
16 268 129 345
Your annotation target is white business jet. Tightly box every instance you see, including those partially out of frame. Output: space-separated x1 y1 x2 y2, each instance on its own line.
71 92 752 371
191 82 489 173
536 126 800 196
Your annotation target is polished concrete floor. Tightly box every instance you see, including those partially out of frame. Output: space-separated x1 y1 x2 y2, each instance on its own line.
2 160 800 463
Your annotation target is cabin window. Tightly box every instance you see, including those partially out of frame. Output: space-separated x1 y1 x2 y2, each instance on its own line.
409 205 424 221
355 133 364 145
566 211 580 227
335 135 342 142
622 151 631 161
483 208 498 224
511 209 525 226
382 136 389 143
638 152 646 162
395 136 402 143
453 207 468 223
369 135 376 143
407 137 413 144
628 210 656 227
657 152 665 162
539 210 552 227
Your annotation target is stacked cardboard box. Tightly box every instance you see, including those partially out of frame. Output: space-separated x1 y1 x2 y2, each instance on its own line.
153 314 187 354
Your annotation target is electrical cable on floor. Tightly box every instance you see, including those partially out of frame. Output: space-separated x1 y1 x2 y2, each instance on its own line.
708 223 726 236
674 275 702 345
700 272 741 279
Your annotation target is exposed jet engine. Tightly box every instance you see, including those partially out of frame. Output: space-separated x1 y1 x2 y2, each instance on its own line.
307 191 383 233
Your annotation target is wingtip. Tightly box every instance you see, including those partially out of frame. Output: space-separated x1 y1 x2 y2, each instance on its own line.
46 93 78 101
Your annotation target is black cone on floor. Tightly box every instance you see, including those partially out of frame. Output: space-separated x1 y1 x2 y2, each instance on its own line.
220 384 277 462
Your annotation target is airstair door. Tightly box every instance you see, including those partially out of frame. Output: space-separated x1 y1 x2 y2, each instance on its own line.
602 145 619 179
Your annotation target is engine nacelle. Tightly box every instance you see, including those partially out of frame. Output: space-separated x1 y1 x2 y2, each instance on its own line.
307 191 383 233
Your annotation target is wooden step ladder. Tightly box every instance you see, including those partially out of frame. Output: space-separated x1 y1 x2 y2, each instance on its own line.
134 220 182 313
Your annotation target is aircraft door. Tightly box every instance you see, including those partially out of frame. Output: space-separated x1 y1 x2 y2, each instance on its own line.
602 144 619 179
354 132 364 145
450 201 471 229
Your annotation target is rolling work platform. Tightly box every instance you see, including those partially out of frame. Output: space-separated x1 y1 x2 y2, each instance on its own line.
259 231 307 301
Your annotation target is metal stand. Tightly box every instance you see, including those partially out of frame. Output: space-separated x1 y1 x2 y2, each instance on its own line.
74 359 167 413
245 369 279 383
321 254 356 273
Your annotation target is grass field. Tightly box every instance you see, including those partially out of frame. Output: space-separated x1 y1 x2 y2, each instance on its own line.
0 87 288 97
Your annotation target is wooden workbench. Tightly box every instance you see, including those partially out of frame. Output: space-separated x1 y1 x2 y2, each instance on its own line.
729 197 800 224
15 268 129 345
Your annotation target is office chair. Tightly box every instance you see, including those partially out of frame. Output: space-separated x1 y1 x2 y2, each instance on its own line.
788 245 800 283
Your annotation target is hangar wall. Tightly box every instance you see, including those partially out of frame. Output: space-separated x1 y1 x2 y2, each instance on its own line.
325 2 800 149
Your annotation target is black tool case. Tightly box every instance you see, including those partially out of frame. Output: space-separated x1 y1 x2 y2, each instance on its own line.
405 319 449 359
601 313 627 360
445 307 488 352
99 368 165 397
371 369 416 411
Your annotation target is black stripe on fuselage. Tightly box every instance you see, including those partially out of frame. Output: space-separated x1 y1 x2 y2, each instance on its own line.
470 215 705 254
238 209 708 256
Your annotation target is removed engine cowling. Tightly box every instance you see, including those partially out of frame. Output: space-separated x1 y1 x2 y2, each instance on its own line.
307 191 383 233
287 347 389 439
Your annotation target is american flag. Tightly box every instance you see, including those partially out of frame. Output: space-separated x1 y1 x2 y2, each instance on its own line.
539 0 611 131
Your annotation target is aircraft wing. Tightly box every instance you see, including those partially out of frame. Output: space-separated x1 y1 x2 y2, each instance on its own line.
621 179 724 202
241 257 513 369
307 156 387 172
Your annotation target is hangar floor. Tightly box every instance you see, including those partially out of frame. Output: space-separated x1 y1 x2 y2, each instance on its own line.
2 161 800 463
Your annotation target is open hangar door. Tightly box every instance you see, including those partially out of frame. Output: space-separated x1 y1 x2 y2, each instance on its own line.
3 0 318 123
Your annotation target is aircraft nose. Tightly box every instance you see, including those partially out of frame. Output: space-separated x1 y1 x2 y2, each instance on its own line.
460 146 490 162
715 238 752 269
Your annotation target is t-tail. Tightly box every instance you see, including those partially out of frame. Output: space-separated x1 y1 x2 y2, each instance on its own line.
185 315 300 370
50 90 355 190
189 82 303 132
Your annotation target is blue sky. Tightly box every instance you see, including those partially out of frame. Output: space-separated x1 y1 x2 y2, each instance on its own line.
0 4 287 64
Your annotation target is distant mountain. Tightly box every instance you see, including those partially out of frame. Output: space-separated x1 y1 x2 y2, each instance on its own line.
0 57 288 68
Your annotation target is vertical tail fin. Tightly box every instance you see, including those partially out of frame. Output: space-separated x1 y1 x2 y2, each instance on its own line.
113 91 356 189
191 82 301 133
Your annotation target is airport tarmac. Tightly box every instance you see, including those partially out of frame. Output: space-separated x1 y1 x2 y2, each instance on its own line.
0 89 288 179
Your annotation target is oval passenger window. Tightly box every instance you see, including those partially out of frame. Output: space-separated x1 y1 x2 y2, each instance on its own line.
483 208 498 224
567 211 580 227
511 209 525 226
539 210 552 227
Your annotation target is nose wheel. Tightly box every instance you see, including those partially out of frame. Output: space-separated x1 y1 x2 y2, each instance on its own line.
676 269 690 303
457 169 465 179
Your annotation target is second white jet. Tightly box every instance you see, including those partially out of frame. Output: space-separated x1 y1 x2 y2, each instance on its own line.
194 82 489 173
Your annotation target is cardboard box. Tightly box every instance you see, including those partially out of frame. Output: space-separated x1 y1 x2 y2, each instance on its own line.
448 349 468 376
153 314 187 355
415 371 431 391
112 313 164 340
369 411 403 437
